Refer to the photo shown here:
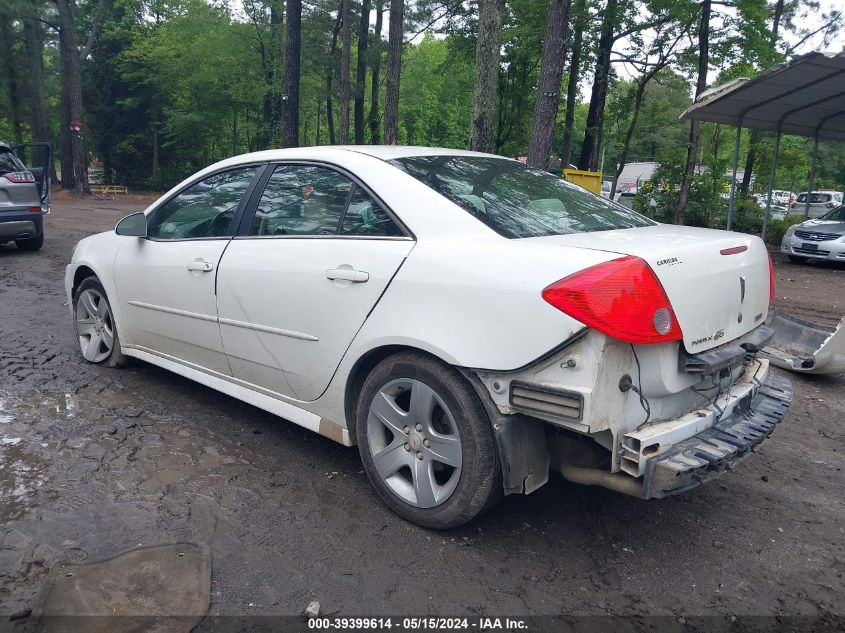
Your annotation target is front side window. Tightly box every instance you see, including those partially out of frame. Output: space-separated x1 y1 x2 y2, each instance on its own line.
148 166 258 240
250 165 352 236
390 156 653 239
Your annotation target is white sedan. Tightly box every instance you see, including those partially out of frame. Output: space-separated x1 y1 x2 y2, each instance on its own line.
66 146 792 528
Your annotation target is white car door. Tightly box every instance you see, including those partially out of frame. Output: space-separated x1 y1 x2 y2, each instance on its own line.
216 163 414 401
113 165 262 375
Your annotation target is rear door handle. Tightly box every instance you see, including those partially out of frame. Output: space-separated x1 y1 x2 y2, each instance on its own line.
187 260 214 272
326 268 369 283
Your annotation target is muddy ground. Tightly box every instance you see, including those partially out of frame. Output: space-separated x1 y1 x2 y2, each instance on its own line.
1 196 843 624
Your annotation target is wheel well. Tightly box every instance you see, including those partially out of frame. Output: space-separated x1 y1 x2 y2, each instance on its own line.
72 265 97 298
344 345 445 439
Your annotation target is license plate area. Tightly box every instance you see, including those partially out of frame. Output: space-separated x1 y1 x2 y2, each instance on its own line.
801 242 819 250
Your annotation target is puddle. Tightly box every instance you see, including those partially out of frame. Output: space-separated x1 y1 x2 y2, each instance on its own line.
0 396 12 423
0 391 49 521
42 392 80 419
0 439 49 522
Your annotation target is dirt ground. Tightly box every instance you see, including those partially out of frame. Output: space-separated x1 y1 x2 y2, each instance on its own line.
1 196 843 625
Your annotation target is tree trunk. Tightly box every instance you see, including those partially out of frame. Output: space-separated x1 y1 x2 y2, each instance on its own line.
23 20 51 145
282 0 302 148
674 0 711 225
354 0 371 144
368 0 385 143
56 1 86 193
577 0 617 171
559 0 585 167
611 79 647 197
339 0 352 143
384 0 404 144
469 0 504 153
259 3 283 150
0 13 24 145
740 0 784 194
316 98 322 144
527 0 572 169
326 7 342 145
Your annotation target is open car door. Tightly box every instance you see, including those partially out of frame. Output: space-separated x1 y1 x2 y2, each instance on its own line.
13 142 52 213
762 310 845 374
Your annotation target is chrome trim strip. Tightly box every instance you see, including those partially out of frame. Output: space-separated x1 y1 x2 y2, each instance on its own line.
218 317 318 341
126 300 218 323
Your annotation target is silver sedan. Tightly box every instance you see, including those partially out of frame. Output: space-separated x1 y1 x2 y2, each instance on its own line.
781 205 845 263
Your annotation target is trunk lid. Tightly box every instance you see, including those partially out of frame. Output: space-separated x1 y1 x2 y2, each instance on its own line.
527 224 771 353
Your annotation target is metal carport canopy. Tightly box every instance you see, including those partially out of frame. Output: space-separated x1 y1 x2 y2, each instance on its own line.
682 51 845 139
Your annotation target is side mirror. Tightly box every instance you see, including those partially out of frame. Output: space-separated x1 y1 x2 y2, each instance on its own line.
115 212 147 237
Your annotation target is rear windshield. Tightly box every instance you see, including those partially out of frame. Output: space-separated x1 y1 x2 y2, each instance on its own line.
389 155 654 238
0 148 25 175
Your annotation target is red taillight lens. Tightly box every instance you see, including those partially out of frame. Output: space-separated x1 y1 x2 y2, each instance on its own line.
542 255 683 345
767 252 776 303
1 171 35 184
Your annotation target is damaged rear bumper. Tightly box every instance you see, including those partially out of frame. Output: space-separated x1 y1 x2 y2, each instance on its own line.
762 310 845 375
642 373 793 499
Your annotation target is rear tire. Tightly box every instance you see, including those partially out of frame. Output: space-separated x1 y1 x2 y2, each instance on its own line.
356 351 502 529
16 231 43 251
73 277 129 368
787 255 807 264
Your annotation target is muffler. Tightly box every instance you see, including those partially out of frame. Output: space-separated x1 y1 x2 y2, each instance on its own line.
559 464 646 498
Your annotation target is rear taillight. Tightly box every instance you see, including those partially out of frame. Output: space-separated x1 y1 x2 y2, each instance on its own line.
768 252 776 303
1 171 35 184
542 255 683 345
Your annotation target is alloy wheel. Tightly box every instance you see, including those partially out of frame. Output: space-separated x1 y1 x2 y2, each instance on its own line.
366 378 463 508
75 288 115 363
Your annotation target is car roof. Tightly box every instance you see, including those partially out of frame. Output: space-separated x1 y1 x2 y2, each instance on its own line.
329 145 510 161
221 145 514 166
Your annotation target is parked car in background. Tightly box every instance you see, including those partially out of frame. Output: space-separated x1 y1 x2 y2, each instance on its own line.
65 146 791 528
781 205 845 263
755 190 795 208
600 181 612 199
791 191 843 218
771 189 796 206
0 141 51 251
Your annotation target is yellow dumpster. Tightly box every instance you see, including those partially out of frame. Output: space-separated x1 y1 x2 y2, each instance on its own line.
563 168 602 195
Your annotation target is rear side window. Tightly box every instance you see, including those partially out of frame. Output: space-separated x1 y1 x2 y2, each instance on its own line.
249 164 352 236
390 156 653 238
0 149 25 175
799 193 831 203
341 186 403 237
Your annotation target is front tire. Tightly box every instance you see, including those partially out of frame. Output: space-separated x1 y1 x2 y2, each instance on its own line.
356 352 501 529
73 277 128 368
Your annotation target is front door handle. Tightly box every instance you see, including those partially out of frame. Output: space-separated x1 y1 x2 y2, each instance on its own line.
187 260 214 272
326 268 369 283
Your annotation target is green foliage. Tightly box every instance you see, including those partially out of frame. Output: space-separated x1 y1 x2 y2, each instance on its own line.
399 34 474 147
765 213 805 246
1 0 842 200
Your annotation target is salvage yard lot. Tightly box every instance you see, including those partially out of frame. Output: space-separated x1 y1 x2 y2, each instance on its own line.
1 196 844 622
